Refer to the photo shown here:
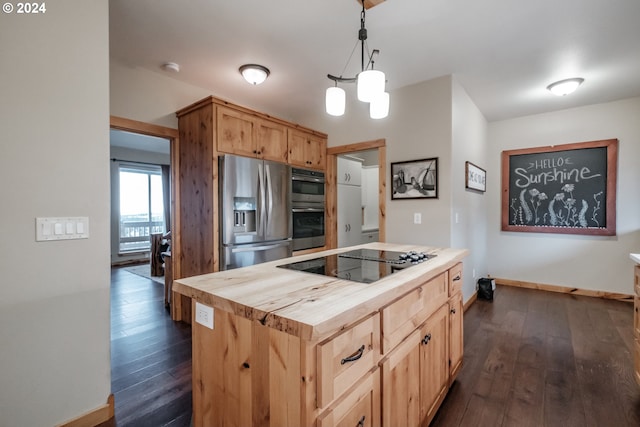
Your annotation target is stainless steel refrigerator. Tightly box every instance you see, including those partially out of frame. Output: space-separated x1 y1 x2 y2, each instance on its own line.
219 154 292 270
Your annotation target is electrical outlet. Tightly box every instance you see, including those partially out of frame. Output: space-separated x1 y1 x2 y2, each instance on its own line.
195 302 214 329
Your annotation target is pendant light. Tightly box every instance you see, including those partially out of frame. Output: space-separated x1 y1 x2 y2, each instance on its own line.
326 0 388 118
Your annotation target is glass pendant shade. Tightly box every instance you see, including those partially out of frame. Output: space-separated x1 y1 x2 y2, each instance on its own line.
357 69 385 102
326 86 346 116
369 92 389 119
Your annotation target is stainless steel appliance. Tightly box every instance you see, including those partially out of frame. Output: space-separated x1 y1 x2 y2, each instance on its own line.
219 155 292 270
277 248 437 283
291 168 325 251
292 202 325 251
292 167 325 204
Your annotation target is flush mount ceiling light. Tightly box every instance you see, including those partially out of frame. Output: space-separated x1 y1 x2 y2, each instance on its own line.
239 64 270 85
326 0 389 119
162 62 180 73
547 77 584 96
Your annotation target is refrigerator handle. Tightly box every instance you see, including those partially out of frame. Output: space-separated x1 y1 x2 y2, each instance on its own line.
230 241 291 253
257 162 266 236
265 163 273 227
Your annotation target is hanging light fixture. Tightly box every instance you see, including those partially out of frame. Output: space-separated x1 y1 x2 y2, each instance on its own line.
239 64 270 85
326 0 388 118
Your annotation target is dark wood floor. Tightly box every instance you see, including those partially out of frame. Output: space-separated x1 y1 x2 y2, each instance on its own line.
105 266 192 427
432 285 640 427
102 270 640 426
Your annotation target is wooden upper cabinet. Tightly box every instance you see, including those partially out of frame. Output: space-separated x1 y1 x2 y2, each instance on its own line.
255 118 288 162
288 129 327 170
217 105 288 162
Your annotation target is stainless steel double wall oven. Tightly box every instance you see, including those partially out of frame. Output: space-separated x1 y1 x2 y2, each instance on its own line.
291 167 325 251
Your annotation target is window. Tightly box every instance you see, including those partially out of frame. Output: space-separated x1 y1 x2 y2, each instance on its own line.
118 164 165 253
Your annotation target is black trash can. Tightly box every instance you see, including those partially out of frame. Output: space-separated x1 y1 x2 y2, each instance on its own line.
477 278 495 301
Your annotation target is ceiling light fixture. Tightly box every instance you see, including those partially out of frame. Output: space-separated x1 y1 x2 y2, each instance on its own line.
162 62 180 73
239 64 270 85
326 0 388 119
547 77 584 96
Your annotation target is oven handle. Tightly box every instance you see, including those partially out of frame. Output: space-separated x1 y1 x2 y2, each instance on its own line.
292 208 325 213
292 175 325 184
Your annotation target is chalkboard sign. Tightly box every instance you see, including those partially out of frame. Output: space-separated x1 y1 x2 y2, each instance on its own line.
501 139 618 236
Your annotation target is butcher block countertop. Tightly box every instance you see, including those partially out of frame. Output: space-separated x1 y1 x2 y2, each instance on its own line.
631 253 640 264
173 242 468 342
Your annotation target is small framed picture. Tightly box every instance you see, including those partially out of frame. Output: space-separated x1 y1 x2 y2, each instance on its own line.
391 157 438 200
465 161 486 192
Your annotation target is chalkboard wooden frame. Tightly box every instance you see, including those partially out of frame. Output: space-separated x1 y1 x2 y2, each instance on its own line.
501 139 618 236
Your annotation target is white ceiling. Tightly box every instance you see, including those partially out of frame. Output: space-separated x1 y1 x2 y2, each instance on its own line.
109 0 640 123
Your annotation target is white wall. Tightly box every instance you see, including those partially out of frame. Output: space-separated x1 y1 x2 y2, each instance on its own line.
110 59 211 128
0 2 111 426
304 76 455 248
487 97 640 294
451 78 489 300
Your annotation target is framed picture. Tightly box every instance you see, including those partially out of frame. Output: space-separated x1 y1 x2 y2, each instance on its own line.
391 157 438 200
501 138 618 236
465 161 486 192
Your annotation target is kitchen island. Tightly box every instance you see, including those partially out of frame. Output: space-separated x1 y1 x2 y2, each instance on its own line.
173 242 468 427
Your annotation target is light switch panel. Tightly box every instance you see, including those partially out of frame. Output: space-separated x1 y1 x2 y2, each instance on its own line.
36 217 89 241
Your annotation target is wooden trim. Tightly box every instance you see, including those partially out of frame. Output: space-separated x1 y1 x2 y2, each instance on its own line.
494 277 633 302
56 394 114 427
463 291 477 312
110 115 178 139
175 96 327 138
326 139 387 249
326 138 386 155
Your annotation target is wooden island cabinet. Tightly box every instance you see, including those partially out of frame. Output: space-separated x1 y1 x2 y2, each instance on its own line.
173 242 468 427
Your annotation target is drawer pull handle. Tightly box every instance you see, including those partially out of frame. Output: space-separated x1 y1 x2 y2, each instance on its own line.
453 275 461 281
356 415 366 427
422 333 432 345
341 345 365 365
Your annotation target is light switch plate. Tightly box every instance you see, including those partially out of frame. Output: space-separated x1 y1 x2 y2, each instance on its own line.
36 217 89 241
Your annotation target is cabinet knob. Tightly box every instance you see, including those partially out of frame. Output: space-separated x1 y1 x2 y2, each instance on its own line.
453 275 461 281
421 333 432 345
356 415 366 427
450 308 457 314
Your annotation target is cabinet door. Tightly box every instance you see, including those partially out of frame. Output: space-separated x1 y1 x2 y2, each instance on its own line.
216 106 256 157
449 293 464 382
287 129 307 167
337 157 362 186
256 118 288 162
306 134 326 170
380 330 421 427
288 129 326 170
337 184 362 247
419 304 449 425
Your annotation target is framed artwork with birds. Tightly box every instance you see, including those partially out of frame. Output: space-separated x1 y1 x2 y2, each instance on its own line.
391 157 438 200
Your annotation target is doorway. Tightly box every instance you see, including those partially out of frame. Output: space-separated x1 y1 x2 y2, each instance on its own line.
326 139 386 249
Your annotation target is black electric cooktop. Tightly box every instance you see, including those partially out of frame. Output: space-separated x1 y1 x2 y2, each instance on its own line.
277 248 437 284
